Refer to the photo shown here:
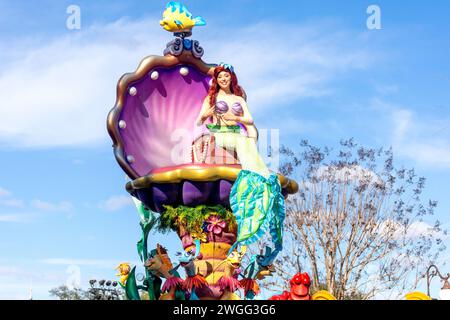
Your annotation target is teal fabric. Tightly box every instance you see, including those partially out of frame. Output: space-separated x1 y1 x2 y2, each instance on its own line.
229 170 285 251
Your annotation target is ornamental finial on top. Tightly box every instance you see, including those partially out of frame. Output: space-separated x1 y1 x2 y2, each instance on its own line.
160 1 206 39
161 2 206 58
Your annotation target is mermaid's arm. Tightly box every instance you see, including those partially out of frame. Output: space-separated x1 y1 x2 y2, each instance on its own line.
236 98 254 125
196 97 214 126
235 98 258 139
220 97 253 125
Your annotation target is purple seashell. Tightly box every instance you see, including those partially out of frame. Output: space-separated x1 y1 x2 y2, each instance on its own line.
209 179 232 207
151 183 180 212
133 179 236 213
215 101 228 114
135 189 156 212
119 66 212 177
231 102 243 116
182 181 213 206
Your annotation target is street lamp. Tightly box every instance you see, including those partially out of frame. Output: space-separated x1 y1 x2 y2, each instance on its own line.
439 280 450 300
88 278 122 300
426 264 450 300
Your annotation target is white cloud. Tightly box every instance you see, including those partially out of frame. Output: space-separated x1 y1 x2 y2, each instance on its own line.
0 18 166 148
31 199 73 212
378 219 444 240
372 98 450 169
0 187 11 197
40 258 124 269
0 187 24 208
0 198 25 208
99 195 132 212
375 84 399 96
72 159 85 165
315 164 382 184
206 22 374 111
0 264 69 300
404 221 442 239
0 213 33 223
0 17 375 148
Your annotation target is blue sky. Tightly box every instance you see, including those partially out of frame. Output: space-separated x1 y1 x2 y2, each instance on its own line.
0 0 449 299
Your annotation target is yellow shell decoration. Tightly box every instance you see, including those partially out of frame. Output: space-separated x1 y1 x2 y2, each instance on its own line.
405 292 432 300
312 290 337 300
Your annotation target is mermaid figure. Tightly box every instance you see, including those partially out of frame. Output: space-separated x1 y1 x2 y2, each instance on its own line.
195 64 286 255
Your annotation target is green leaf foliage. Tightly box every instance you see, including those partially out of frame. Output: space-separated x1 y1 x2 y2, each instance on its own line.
125 266 141 301
157 204 236 234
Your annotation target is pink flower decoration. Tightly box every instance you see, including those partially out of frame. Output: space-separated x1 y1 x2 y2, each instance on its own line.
206 215 226 235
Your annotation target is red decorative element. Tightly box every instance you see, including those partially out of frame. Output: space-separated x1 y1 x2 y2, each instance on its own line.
217 276 242 293
268 272 311 300
161 277 184 293
239 278 260 296
183 274 208 292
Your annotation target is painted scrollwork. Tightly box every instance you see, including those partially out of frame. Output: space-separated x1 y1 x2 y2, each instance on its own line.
163 37 204 58
163 37 184 56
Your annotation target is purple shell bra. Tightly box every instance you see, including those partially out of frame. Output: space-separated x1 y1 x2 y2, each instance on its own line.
215 100 243 116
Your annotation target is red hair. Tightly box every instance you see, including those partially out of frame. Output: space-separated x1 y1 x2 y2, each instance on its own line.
208 66 244 107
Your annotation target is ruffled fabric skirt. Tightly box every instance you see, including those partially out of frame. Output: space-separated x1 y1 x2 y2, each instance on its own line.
161 276 184 293
183 274 208 292
217 276 242 292
239 278 260 296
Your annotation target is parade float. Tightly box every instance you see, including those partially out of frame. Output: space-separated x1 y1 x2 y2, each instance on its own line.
107 2 300 300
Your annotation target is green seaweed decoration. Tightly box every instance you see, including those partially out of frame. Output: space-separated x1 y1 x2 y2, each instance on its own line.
125 266 141 300
129 197 160 300
158 204 236 234
133 197 157 263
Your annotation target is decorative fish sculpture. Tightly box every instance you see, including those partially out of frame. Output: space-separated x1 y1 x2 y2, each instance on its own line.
115 262 131 287
160 1 206 33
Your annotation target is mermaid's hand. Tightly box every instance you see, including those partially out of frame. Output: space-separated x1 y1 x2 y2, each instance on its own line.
201 107 215 122
205 106 215 117
222 114 239 122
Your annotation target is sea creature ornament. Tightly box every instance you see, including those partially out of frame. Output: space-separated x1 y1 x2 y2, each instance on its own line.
269 272 312 300
160 1 206 35
240 246 277 299
144 244 185 300
174 239 207 300
213 246 247 300
115 263 131 287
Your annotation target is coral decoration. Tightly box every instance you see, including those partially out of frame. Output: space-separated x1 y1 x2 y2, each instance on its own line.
269 272 312 300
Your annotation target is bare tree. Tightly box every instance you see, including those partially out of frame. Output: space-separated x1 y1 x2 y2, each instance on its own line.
257 139 446 300
49 285 88 300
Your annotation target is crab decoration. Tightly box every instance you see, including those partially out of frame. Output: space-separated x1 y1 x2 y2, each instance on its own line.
269 272 312 300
